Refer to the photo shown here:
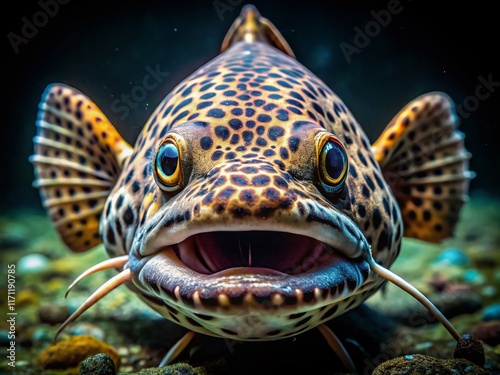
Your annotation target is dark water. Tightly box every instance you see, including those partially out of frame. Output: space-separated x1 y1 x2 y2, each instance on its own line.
2 0 499 212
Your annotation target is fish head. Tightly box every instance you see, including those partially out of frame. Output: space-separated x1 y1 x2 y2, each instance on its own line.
103 43 402 340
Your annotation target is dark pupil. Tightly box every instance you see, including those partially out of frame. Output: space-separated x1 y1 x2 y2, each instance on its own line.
159 144 178 176
325 143 344 180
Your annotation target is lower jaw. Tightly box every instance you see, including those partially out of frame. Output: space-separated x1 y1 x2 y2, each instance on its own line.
131 246 371 312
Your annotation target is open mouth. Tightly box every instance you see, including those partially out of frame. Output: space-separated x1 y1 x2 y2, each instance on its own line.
175 231 330 275
130 229 371 309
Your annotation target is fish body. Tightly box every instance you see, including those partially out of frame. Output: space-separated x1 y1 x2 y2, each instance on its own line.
31 4 472 354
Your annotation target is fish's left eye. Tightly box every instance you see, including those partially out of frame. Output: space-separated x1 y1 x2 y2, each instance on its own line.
154 140 183 192
318 136 348 194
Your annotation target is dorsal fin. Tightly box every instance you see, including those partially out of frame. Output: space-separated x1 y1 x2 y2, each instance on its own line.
30 84 133 252
372 92 474 242
221 4 295 58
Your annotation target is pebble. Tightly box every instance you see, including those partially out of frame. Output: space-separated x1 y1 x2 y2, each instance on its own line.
464 269 486 284
129 345 142 355
454 333 485 367
68 322 105 341
483 304 500 321
38 304 70 325
481 285 496 297
32 328 53 344
16 253 49 274
473 321 500 346
79 353 116 375
435 248 468 266
414 341 433 350
118 347 129 356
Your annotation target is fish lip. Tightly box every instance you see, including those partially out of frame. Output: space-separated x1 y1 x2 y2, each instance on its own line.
138 204 370 260
131 207 372 308
129 230 371 310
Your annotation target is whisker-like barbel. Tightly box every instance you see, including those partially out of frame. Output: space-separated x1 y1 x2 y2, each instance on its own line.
65 255 129 298
368 258 461 342
55 269 131 340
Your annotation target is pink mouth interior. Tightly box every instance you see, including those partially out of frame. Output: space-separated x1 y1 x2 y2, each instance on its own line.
174 231 329 275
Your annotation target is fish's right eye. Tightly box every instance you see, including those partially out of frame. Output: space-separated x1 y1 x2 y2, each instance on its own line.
154 139 183 192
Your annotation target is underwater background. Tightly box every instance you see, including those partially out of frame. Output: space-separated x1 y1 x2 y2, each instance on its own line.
2 0 500 374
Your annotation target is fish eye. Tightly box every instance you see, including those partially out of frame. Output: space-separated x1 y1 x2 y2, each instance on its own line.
318 136 348 194
154 139 182 192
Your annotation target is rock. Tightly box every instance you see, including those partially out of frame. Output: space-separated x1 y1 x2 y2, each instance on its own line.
381 290 482 325
79 353 116 375
483 303 500 321
32 328 53 344
454 333 485 367
68 322 105 341
38 304 70 325
464 269 486 284
373 354 487 374
435 248 468 266
16 253 50 274
131 362 207 374
35 335 120 371
473 321 500 346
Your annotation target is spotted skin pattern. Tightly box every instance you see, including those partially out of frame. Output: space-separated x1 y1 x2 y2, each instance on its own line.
100 41 401 339
31 6 471 345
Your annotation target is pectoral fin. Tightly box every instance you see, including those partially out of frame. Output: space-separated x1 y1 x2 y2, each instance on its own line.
30 83 133 252
372 92 474 242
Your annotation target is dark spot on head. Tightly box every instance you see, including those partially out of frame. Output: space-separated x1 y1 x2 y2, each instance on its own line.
131 181 140 193
207 108 225 118
257 114 272 123
361 185 370 198
200 136 213 150
229 119 243 130
268 126 285 141
211 150 224 161
288 137 300 153
372 208 382 229
252 175 271 186
215 126 230 140
123 206 134 225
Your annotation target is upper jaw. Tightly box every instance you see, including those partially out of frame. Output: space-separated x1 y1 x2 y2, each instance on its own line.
128 216 372 310
137 197 369 259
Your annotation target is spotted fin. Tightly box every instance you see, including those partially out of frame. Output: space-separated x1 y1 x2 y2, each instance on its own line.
372 92 474 242
221 4 295 58
30 83 133 252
